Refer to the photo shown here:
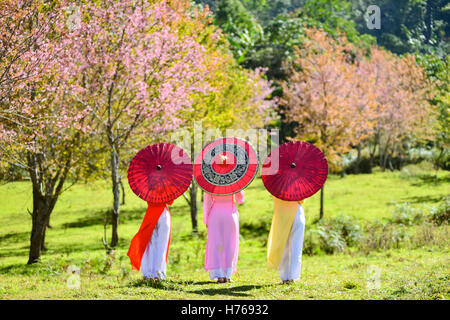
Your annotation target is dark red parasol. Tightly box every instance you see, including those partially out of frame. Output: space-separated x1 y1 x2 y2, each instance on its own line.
127 143 192 203
194 137 259 195
261 141 328 201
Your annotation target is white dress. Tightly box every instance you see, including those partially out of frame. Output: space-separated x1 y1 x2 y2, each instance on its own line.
141 208 171 280
278 204 306 281
209 267 234 280
204 191 244 281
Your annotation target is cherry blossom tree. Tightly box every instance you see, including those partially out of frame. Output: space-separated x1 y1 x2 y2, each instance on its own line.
363 48 435 171
59 0 214 247
0 1 94 263
282 28 434 217
0 0 57 139
170 5 276 231
281 29 376 218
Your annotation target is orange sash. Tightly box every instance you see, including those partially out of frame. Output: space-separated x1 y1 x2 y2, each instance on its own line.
127 201 173 271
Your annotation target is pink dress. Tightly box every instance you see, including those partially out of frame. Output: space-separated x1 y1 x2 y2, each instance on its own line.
203 190 244 280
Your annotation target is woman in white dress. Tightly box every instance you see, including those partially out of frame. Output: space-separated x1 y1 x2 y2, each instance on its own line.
140 207 171 280
267 197 306 284
128 201 173 281
203 190 244 283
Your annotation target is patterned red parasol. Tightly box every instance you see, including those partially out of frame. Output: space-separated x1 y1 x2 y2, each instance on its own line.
194 137 259 195
127 143 192 203
261 141 328 201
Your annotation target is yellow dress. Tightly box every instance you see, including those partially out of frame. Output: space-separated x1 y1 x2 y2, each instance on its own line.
267 197 305 270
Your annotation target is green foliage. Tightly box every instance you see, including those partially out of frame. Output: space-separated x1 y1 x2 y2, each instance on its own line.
391 202 426 226
352 0 449 56
199 0 376 80
304 215 361 255
416 54 449 166
1 170 449 299
214 0 255 28
303 196 450 256
429 197 450 225
360 221 409 252
240 0 306 23
243 13 307 79
305 226 346 255
210 0 264 64
195 0 446 151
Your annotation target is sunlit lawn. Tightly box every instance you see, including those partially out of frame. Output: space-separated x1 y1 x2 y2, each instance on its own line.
0 167 449 299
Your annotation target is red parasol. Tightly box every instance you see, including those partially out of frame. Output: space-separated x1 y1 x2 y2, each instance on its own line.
127 143 192 203
261 141 328 201
194 137 259 195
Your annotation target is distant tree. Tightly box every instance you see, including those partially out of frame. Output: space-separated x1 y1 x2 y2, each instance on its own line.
416 54 449 169
0 1 94 263
282 29 376 218
365 48 436 171
240 0 307 23
215 0 377 143
166 2 276 232
212 0 264 64
352 0 449 56
0 0 55 109
215 0 255 27
178 65 275 232
57 0 213 247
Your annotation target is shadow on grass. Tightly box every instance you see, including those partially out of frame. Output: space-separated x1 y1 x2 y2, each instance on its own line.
0 248 30 259
240 220 270 238
409 173 450 187
128 279 270 297
0 261 57 275
128 279 214 290
60 207 145 229
187 284 269 297
0 240 121 260
401 195 444 204
60 210 106 229
129 278 176 290
0 262 28 274
43 237 131 255
0 231 29 245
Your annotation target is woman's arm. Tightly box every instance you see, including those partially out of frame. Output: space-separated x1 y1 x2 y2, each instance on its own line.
234 190 245 205
203 192 212 225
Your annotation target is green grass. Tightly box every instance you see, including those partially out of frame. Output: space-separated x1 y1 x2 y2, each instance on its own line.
0 167 449 300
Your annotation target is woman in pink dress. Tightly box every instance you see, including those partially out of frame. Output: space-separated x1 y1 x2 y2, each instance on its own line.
203 190 244 283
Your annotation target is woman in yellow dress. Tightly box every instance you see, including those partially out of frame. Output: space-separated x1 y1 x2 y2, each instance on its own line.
267 197 306 284
262 140 328 284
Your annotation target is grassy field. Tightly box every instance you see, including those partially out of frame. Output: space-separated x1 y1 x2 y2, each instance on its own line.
0 165 449 300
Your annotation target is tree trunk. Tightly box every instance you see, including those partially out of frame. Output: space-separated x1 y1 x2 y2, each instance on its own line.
110 148 121 247
26 144 73 264
425 0 433 44
388 156 395 171
190 183 198 233
354 144 361 174
368 137 378 173
379 149 384 171
188 144 199 233
319 186 324 220
382 152 389 172
28 192 53 264
119 177 125 205
40 219 49 251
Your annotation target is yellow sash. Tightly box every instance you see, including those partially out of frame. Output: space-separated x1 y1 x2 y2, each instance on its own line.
267 197 304 269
